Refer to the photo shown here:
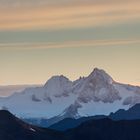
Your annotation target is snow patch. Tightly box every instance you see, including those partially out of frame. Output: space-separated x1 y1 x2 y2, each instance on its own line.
29 127 36 132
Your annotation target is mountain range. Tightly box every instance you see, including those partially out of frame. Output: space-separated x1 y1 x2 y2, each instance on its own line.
0 68 140 126
1 110 140 140
49 103 140 131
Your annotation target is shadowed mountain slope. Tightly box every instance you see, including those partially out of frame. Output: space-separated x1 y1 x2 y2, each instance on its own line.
0 110 63 140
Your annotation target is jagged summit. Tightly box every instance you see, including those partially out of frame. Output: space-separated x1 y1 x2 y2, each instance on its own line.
0 67 140 120
71 68 120 104
44 68 113 89
88 68 114 84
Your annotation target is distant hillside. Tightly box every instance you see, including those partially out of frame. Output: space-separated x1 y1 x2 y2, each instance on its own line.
109 103 140 120
49 115 106 131
50 103 140 131
1 110 140 140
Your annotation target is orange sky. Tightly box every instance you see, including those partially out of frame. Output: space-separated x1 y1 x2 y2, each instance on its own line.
0 0 140 85
0 1 140 30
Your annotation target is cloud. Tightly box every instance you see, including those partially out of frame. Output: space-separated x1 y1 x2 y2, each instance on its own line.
0 0 139 7
0 39 140 50
0 1 140 31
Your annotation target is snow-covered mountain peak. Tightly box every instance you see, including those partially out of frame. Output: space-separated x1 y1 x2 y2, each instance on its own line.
88 68 114 84
1 68 140 120
44 75 71 87
71 68 120 104
44 75 72 97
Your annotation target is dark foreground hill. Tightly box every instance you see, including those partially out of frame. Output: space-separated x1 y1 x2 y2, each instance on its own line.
49 115 106 131
1 110 140 140
0 110 63 140
64 118 140 140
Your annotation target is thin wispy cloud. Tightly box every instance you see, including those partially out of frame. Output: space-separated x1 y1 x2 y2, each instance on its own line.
0 1 140 30
0 0 138 7
0 0 140 85
0 39 140 50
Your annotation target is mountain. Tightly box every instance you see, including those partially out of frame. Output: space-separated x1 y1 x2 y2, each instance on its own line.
0 110 63 140
109 103 140 120
49 115 106 131
2 110 140 140
49 103 140 131
0 68 140 126
64 118 140 140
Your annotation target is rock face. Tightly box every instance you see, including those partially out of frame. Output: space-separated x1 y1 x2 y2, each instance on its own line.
0 68 140 123
74 68 121 104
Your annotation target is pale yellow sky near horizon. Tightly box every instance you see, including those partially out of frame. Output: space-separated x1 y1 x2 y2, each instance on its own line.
0 0 140 86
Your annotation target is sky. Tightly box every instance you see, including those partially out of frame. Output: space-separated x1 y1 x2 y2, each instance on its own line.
0 0 140 86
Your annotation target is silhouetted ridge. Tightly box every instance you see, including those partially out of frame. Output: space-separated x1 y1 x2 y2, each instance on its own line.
0 110 14 119
65 118 140 140
110 103 140 120
49 115 106 131
0 110 63 140
1 110 140 140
